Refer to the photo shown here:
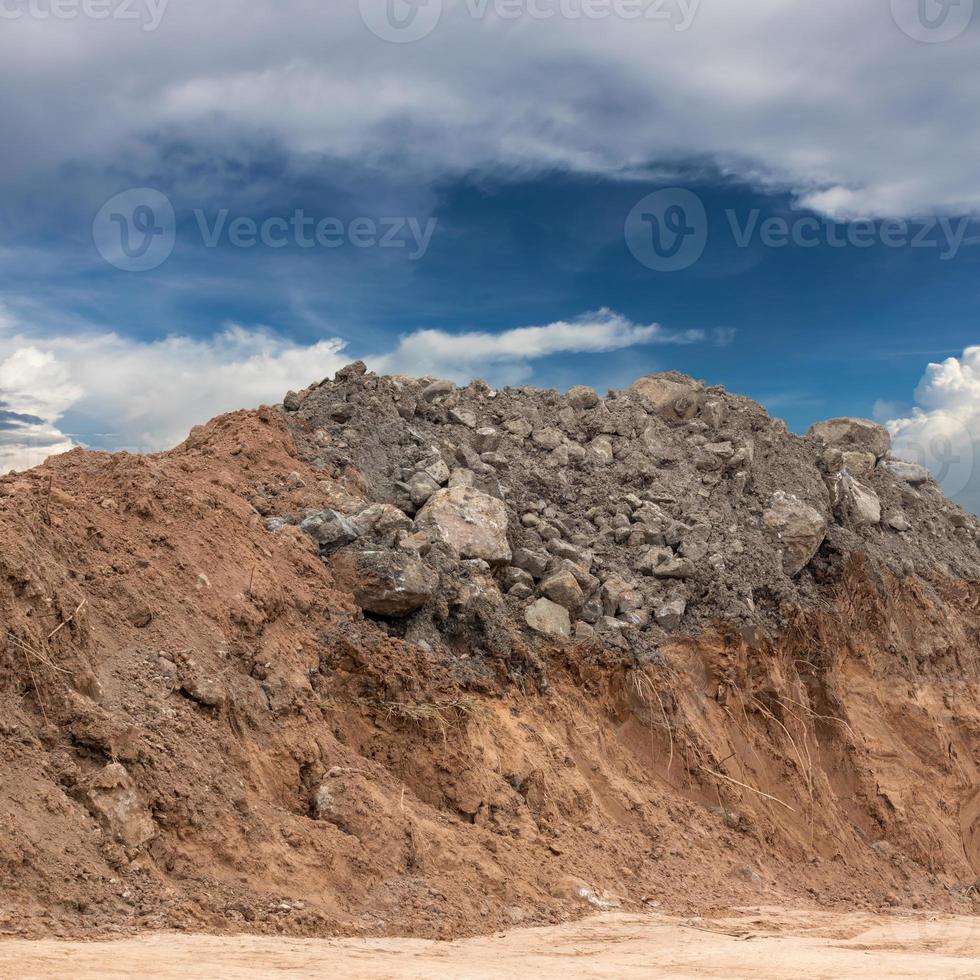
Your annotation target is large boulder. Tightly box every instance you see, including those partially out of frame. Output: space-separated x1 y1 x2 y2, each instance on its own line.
629 374 704 422
566 385 599 411
832 474 881 527
807 418 890 459
539 569 584 611
763 492 828 576
350 503 412 538
524 597 572 638
82 763 156 850
415 486 512 564
300 509 359 552
329 548 437 616
879 458 932 486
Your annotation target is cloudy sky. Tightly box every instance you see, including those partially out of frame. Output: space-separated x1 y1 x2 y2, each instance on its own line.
1 0 979 506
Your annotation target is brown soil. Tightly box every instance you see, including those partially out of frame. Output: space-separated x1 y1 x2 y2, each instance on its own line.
1 404 980 941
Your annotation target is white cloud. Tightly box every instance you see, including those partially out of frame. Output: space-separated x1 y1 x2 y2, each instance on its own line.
885 347 980 512
0 3 977 219
0 323 351 466
0 309 696 470
370 309 701 383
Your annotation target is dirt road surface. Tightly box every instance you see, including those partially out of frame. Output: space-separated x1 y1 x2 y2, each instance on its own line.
2 909 978 979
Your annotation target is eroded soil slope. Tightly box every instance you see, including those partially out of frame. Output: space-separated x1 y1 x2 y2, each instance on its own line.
1 372 979 940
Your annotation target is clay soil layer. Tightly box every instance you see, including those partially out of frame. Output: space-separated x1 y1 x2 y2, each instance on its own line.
2 909 979 978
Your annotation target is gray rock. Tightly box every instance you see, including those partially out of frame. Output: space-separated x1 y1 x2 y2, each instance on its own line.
329 548 437 616
524 597 572 638
635 546 673 575
422 379 455 402
653 557 696 579
655 597 687 629
512 547 551 578
474 427 501 453
449 408 477 428
503 418 533 439
763 492 827 576
808 417 890 459
415 486 512 564
887 512 912 532
408 471 442 507
350 503 413 538
449 467 476 488
82 763 157 849
283 390 301 412
566 385 599 411
300 510 359 552
335 360 367 378
421 457 451 485
600 574 638 616
840 450 877 478
532 427 564 451
879 458 932 485
833 473 881 527
539 569 584 611
589 435 615 465
630 374 704 422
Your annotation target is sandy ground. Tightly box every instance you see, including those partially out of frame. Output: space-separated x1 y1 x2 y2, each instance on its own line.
2 909 978 979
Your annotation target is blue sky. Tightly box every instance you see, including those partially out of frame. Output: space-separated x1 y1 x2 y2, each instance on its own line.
1 0 979 505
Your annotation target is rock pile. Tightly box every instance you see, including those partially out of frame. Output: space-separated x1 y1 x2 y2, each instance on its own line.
278 364 980 661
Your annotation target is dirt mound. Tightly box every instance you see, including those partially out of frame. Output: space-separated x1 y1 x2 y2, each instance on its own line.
1 369 980 940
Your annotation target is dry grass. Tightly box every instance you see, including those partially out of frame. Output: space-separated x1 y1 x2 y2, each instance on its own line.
358 696 489 741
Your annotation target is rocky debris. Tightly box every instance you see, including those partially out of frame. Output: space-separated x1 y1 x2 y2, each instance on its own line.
3 374 980 944
655 597 687 629
350 503 413 540
539 568 584 612
832 473 881 527
887 512 912 532
566 385 599 411
81 763 156 850
763 492 828 577
629 373 704 422
180 668 227 709
329 548 438 616
422 379 455 402
416 486 512 564
807 417 891 460
300 509 359 552
283 362 980 651
879 458 932 486
525 597 572 638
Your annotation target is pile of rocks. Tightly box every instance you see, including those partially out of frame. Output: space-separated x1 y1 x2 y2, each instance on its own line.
276 363 980 659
